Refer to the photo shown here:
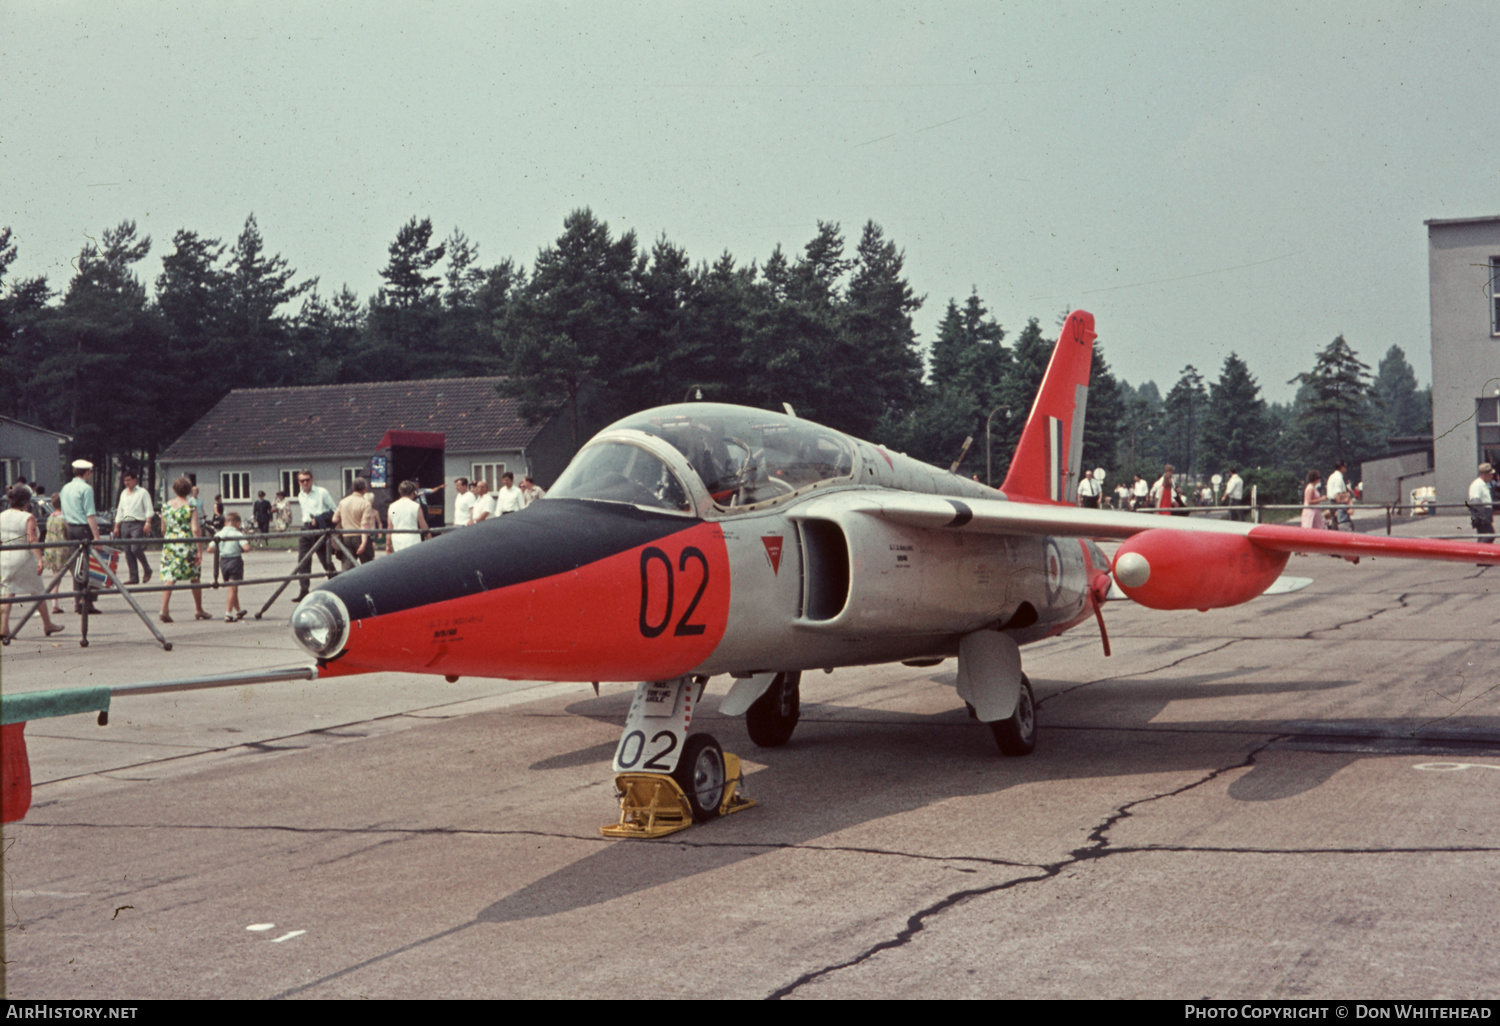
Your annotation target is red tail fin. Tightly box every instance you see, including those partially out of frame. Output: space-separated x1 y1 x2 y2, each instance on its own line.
1000 310 1097 503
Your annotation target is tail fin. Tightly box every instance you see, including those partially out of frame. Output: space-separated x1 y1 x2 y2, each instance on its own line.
1000 310 1097 503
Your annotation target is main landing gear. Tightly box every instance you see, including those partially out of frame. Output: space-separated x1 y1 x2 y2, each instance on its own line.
745 670 801 747
602 677 756 839
989 674 1036 756
955 630 1039 757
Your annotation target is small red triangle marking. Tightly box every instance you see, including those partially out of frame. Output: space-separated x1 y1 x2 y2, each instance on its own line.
761 536 784 575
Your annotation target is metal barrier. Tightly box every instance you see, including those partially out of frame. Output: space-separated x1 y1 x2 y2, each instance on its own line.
0 525 451 650
6 500 1492 649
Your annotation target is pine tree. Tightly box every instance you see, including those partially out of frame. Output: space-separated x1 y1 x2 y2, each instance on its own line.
497 209 641 444
1369 345 1427 444
366 217 447 380
1162 365 1207 481
1081 344 1124 475
1199 352 1272 473
39 221 168 479
224 214 315 388
1288 335 1374 468
836 221 924 438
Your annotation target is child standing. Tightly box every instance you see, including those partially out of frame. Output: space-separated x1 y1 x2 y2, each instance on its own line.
218 512 247 621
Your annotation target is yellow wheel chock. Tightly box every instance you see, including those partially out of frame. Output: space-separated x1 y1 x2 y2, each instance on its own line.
601 752 756 839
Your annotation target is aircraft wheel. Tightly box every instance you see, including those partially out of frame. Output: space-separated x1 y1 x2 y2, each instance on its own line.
990 675 1037 757
673 733 726 822
745 670 801 747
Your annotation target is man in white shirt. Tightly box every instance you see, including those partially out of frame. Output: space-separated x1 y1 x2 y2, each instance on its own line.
1076 470 1101 509
112 470 155 585
453 477 476 526
471 480 495 522
1468 463 1495 543
1224 468 1246 521
1130 474 1148 511
294 469 337 600
495 472 523 515
1326 460 1353 530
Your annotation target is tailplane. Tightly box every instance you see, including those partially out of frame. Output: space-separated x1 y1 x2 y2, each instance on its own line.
1000 310 1098 503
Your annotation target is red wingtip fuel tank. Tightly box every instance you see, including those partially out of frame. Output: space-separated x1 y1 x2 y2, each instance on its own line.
1111 528 1289 611
298 499 731 683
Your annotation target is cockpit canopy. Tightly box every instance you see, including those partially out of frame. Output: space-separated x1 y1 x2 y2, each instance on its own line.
549 404 857 512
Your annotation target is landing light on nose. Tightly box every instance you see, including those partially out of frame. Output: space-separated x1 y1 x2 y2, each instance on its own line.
291 590 350 659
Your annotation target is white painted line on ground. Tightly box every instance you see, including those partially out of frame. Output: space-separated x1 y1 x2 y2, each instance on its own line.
1414 762 1500 772
271 930 306 943
12 890 90 899
246 923 275 931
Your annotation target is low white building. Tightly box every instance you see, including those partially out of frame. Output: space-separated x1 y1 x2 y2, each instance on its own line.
0 415 71 495
158 378 573 526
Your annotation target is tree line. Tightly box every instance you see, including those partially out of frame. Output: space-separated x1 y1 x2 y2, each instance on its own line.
0 214 1430 503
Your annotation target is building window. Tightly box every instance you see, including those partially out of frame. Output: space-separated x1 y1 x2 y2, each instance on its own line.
341 466 363 495
1491 256 1499 336
1478 397 1500 467
280 469 299 498
220 471 252 501
0 459 34 489
471 462 506 489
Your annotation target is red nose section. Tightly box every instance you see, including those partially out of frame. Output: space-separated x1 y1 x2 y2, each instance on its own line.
323 519 731 683
1112 529 1288 611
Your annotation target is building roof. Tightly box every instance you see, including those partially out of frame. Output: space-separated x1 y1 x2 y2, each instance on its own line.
0 415 72 441
1424 214 1500 228
160 378 557 462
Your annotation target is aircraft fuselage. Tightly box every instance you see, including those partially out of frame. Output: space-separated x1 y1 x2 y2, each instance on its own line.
304 404 1107 685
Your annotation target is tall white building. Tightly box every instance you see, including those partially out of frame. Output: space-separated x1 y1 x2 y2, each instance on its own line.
1427 215 1500 502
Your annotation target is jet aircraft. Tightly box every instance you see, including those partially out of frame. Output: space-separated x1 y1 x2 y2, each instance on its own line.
290 310 1500 835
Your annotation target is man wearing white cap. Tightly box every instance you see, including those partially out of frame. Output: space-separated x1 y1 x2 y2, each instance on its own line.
60 459 102 613
1468 463 1495 543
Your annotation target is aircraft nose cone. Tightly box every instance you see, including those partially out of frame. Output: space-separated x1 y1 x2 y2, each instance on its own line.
1113 550 1151 589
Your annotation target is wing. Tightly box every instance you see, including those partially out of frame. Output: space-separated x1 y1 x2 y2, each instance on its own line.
827 492 1500 565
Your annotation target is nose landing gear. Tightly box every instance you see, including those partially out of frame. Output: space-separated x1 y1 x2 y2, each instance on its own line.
601 678 756 839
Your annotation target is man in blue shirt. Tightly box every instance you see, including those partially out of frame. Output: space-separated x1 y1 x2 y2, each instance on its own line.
60 459 102 614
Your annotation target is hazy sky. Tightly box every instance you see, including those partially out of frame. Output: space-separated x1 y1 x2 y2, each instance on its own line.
5 1 1498 402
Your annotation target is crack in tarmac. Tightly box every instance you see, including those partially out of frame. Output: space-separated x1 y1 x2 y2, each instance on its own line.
1038 638 1240 707
764 736 1277 999
761 728 1500 1000
1301 593 1411 639
20 737 1500 997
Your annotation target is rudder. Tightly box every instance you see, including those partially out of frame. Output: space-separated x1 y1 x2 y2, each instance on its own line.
1000 310 1098 503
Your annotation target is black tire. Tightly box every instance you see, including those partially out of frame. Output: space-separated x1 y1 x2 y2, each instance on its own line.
989 675 1037 756
672 733 726 822
745 671 801 747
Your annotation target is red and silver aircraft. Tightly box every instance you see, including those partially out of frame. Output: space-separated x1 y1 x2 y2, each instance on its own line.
290 310 1500 832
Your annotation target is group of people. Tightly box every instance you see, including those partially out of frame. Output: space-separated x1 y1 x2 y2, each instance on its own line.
4 465 551 635
0 461 253 640
1090 467 1251 521
452 472 544 526
1299 460 1357 531
290 471 544 603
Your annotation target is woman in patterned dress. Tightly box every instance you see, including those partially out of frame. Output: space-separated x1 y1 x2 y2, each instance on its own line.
43 494 68 614
159 476 209 623
270 491 291 534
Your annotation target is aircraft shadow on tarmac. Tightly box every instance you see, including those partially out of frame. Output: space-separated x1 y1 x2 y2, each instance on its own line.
472 670 1499 925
